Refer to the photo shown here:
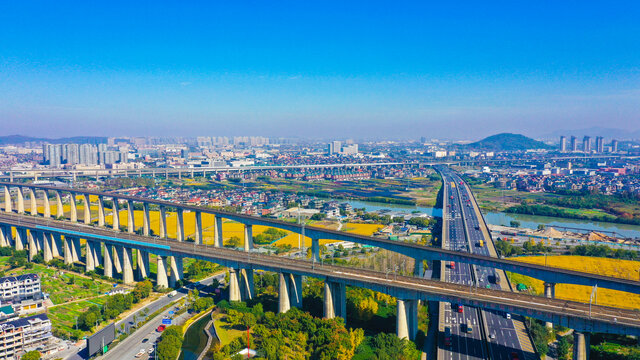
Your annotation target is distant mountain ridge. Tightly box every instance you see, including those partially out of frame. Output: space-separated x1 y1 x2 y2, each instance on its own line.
0 135 107 145
462 133 553 151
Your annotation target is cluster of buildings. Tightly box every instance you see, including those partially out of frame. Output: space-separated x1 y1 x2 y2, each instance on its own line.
327 140 359 156
559 135 618 153
472 165 640 196
43 143 129 168
0 274 54 359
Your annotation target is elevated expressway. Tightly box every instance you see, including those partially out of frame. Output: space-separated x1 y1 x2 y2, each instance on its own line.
1 181 639 296
0 212 639 340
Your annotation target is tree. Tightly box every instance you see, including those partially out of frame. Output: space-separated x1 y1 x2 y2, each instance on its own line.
510 220 521 228
355 297 378 321
21 351 41 360
226 236 241 248
557 336 570 360
537 224 546 231
132 279 153 302
157 334 182 360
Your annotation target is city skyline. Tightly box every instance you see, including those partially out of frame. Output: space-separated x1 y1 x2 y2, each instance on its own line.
1 2 639 138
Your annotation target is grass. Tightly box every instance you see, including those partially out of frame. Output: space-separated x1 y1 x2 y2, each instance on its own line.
508 255 640 309
213 314 244 346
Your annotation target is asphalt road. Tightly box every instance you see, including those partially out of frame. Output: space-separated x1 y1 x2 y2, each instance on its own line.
438 168 532 360
65 273 224 360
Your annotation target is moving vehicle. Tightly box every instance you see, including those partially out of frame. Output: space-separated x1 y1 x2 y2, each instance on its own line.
168 290 178 297
450 261 456 270
444 327 452 346
478 240 484 247
457 305 463 313
506 313 511 320
156 325 166 332
135 349 146 358
466 321 472 333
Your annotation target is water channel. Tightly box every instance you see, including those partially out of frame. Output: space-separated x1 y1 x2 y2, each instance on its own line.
179 312 214 360
343 199 640 239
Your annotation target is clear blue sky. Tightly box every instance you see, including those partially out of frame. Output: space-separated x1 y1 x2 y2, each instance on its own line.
1 1 639 139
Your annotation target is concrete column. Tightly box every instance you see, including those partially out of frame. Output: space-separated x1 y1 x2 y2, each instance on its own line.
15 228 24 251
159 206 167 238
544 282 556 329
239 269 254 301
43 233 53 263
244 224 253 252
228 269 241 302
93 241 102 266
28 188 37 215
279 272 290 313
27 230 37 260
63 237 73 265
397 299 418 340
97 196 105 226
194 211 203 244
214 216 223 247
169 256 183 288
414 258 424 277
121 247 134 285
103 244 113 278
286 273 303 309
323 280 346 320
42 190 51 218
113 244 122 273
50 233 61 258
35 231 43 252
85 241 95 272
573 332 590 360
311 238 320 262
83 194 91 224
127 200 135 233
0 226 8 247
3 186 12 213
156 255 169 288
143 203 150 236
112 198 120 230
55 191 63 218
71 238 81 263
16 187 24 214
176 208 184 241
70 193 78 222
137 249 149 280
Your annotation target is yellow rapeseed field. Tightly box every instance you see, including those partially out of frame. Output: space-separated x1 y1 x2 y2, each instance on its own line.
510 255 640 309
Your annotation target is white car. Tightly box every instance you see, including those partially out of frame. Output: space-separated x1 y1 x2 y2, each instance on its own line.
135 349 146 358
148 348 154 354
506 313 511 320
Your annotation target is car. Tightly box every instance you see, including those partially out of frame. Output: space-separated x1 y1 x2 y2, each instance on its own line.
142 338 148 343
490 334 496 340
135 349 146 358
457 305 463 313
157 325 166 332
148 348 154 354
506 313 511 320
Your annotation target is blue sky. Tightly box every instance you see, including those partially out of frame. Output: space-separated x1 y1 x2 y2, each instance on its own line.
1 1 639 139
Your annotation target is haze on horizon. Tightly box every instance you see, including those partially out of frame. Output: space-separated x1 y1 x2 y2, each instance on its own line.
1 1 639 140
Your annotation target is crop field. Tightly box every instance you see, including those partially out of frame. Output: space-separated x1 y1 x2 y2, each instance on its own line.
48 296 109 335
508 255 640 309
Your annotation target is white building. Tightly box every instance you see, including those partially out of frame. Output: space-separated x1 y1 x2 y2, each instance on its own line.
0 314 54 360
0 275 41 303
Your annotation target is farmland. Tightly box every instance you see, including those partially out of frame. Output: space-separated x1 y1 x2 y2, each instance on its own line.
507 255 640 309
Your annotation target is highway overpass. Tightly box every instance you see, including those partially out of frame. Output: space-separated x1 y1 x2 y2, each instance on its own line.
1 180 639 296
0 212 638 340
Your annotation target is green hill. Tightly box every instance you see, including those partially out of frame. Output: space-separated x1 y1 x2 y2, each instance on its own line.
464 133 552 151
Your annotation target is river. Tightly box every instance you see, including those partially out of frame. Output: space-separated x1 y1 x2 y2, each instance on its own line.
343 199 640 239
179 312 213 360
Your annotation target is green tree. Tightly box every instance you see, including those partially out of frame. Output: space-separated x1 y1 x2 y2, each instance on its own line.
510 220 521 228
557 336 570 360
21 351 41 360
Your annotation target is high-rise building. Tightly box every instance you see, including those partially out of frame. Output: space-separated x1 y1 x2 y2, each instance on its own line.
341 144 358 155
570 136 578 152
42 144 62 167
611 139 619 153
559 136 567 152
0 314 53 359
582 136 591 153
79 144 98 165
595 136 604 153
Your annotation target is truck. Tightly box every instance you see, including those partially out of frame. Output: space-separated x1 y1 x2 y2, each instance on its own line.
466 321 473 333
168 290 177 298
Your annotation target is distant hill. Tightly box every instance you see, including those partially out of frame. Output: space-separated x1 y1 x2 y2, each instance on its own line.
0 135 107 145
463 133 553 151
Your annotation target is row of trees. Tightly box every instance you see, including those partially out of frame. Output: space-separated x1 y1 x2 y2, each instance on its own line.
76 280 153 331
570 244 640 260
156 326 183 360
